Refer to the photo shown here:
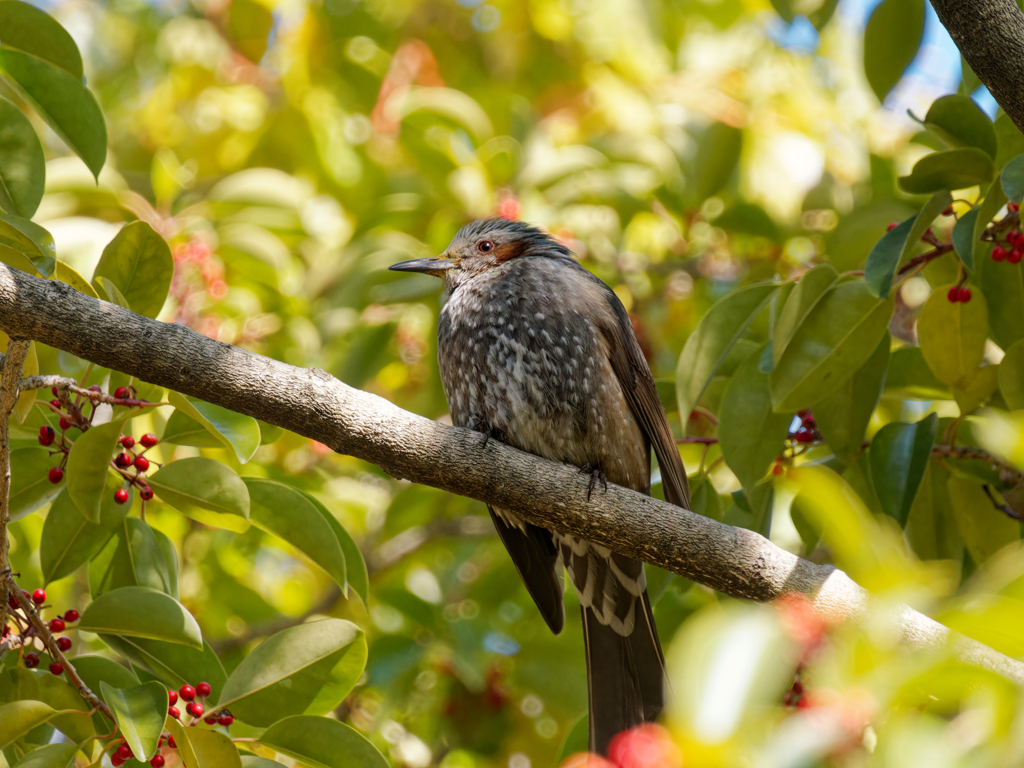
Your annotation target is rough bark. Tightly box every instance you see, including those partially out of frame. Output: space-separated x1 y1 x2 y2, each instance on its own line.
931 0 1024 134
0 263 1021 683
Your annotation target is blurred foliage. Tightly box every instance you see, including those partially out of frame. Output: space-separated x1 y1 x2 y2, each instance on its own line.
4 0 1024 765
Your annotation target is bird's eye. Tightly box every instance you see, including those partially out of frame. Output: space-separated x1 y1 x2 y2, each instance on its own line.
478 240 494 253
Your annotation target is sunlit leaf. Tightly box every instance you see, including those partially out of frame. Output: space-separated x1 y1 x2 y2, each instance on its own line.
258 716 389 768
999 339 1024 410
100 637 226 704
947 475 1020 564
167 392 260 463
65 417 127 523
0 214 55 276
92 222 173 320
0 701 59 750
918 284 988 389
39 487 128 584
924 94 997 158
167 719 243 768
9 742 78 768
9 446 62 522
863 0 924 101
898 148 994 194
0 1 82 79
100 682 166 760
815 334 890 462
78 587 203 649
868 413 937 526
147 457 250 533
0 96 44 218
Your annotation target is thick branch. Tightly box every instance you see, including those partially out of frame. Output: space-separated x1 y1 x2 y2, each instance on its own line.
0 264 1021 684
930 0 1024 134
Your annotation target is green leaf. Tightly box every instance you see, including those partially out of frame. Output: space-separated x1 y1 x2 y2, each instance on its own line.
918 284 989 388
718 348 792 490
147 456 250 533
712 202 780 241
0 214 55 277
905 460 964 562
100 637 226 704
898 148 995 194
219 619 367 727
240 757 288 768
814 333 890 462
78 586 203 649
769 280 893 412
825 201 916 272
1 669 93 744
152 527 179 599
768 0 838 28
10 742 78 768
299 491 369 604
89 518 173 596
923 94 997 158
948 475 1021 564
999 339 1024 410
952 207 982 271
675 283 778 420
94 275 131 311
92 222 173 319
0 1 82 79
692 121 742 201
161 409 223 448
39 487 128 584
167 392 261 463
167 720 243 768
0 50 105 179
99 682 166 761
245 478 348 592
73 656 141 698
966 180 1006 273
773 264 838 365
258 716 389 768
0 701 58 750
868 413 937 526
65 417 127 523
1002 154 1024 205
9 446 62 522
952 363 999 415
884 346 952 399
976 234 1024 353
996 114 1024 169
227 0 274 62
54 260 98 298
689 474 724 521
863 0 924 102
867 192 949 296
0 96 43 217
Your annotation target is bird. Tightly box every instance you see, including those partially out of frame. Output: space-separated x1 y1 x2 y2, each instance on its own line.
389 217 690 755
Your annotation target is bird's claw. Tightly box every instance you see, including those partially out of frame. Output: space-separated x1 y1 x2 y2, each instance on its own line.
579 464 607 502
473 419 506 448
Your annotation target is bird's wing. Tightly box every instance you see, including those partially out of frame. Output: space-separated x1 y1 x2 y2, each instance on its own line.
590 278 691 510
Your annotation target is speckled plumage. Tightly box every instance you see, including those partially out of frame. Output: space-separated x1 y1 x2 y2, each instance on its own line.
390 218 690 755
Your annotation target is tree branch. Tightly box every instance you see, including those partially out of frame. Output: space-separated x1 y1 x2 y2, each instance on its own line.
930 0 1024 134
0 263 1022 684
0 338 29 632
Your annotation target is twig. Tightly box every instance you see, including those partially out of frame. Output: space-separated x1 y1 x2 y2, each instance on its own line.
0 339 29 632
18 374 159 409
931 444 1024 488
982 485 1023 520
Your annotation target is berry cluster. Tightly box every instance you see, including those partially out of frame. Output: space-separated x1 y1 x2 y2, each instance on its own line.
167 681 233 727
991 202 1023 264
111 734 176 767
946 285 972 303
783 676 810 709
4 587 79 675
789 409 819 445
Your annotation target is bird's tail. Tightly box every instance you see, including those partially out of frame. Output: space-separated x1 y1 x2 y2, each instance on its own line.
580 589 665 755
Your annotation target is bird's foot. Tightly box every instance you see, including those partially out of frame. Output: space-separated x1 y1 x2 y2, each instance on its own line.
473 419 507 448
578 463 607 502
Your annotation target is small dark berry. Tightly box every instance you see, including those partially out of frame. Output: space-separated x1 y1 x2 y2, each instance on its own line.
1011 249 1023 265
88 385 102 393
58 417 72 431
49 399 61 408
943 205 954 216
797 696 811 709
947 286 960 302
38 426 55 446
7 593 18 609
114 452 132 468
179 684 196 701
958 287 972 303
24 652 39 668
49 617 65 633
49 662 63 676
111 755 125 768
114 386 128 399
32 588 46 605
218 714 233 727
134 456 150 473
886 222 898 231
168 736 177 748
140 433 158 448
117 744 133 759
1010 202 1020 213
196 682 211 697
792 681 804 695
51 386 58 397
151 757 166 768
120 435 135 449
204 715 217 724
794 430 815 444
1011 230 1022 245
140 486 154 501
57 636 72 652
168 689 178 706
993 246 1007 262
114 489 129 505
168 706 181 719
63 609 79 623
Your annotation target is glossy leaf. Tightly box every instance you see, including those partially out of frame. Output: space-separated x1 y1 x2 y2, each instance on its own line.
167 720 243 768
147 456 250 532
94 275 131 311
884 346 951 400
54 259 98 298
718 348 792 490
918 284 988 389
951 207 981 271
952 363 999 415
73 656 141 699
999 339 1024 410
675 283 777 420
10 743 78 768
976 228 1024 352
0 96 44 218
863 0 924 102
769 280 893 412
2 669 93 744
167 392 261 463
814 333 890 462
866 192 949 297
1002 154 1024 205
773 264 838 365
152 527 180 599
100 637 226 704
100 682 166 760
960 180 1006 273
0 214 55 276
868 413 937 526
245 478 348 591
0 701 58 750
219 619 367 726
0 50 105 179
161 409 222 448
898 148 994 194
948 475 1021 564
923 94 997 158
240 758 288 768
9 447 62 522
78 587 203 649
258 716 389 768
300 490 369 604
39 487 128 584
0 1 82 79
92 222 174 319
89 517 173 596
905 461 964 562
65 417 127 523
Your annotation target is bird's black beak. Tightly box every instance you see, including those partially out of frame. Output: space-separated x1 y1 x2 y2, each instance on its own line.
388 256 458 275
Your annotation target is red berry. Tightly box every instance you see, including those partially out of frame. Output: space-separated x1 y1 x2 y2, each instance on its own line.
218 714 233 726
120 435 135 448
151 757 166 768
168 706 181 719
114 452 132 468
57 636 72 652
140 433 158 448
168 689 178 706
38 426 55 446
51 386 58 397
187 702 204 718
792 681 804 695
24 652 39 668
204 715 217 724
958 287 972 303
114 489 129 505
1011 230 1023 245
993 246 1007 261
140 486 154 501
947 286 960 302
134 456 150 472
32 588 46 605
1010 202 1020 212
179 684 196 702
168 736 177 749
114 386 128 399
117 744 133 759
49 662 63 676
886 222 898 231
7 593 17 609
63 609 79 623
48 467 64 484
794 430 815 444
88 385 102 393
49 399 61 409
196 682 211 697
111 755 125 768
1011 249 1023 265
58 417 72 431
797 696 811 709
772 463 784 476
943 205 954 216
49 617 65 632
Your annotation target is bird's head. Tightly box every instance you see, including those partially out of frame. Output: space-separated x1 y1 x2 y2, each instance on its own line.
389 217 571 290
